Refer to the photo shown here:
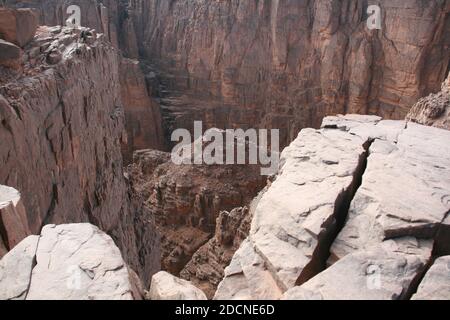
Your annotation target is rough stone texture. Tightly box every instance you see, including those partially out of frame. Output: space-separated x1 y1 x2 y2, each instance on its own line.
0 185 30 259
0 223 142 300
119 58 166 163
0 39 22 69
0 8 38 47
412 256 450 300
180 206 253 298
128 147 266 278
0 235 39 300
126 0 450 146
216 115 450 300
7 0 168 156
148 271 207 300
283 239 433 300
0 26 160 287
330 122 450 264
407 72 450 130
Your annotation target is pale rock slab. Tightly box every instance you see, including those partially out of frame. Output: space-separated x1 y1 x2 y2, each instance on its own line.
283 238 432 300
330 123 450 263
26 224 136 300
0 235 39 300
412 256 450 300
148 271 207 300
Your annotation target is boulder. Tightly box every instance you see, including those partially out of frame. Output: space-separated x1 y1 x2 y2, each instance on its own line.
412 256 450 300
283 238 432 300
0 8 38 47
0 223 142 300
148 271 207 300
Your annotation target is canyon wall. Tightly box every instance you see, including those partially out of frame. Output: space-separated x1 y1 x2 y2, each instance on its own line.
8 0 166 159
126 0 450 146
0 20 159 286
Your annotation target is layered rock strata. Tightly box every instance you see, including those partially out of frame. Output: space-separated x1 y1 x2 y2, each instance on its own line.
126 0 450 147
0 223 143 300
407 72 450 130
0 23 159 286
215 115 450 300
127 148 267 277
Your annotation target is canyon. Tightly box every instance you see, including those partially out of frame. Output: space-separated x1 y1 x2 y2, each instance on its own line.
0 0 449 300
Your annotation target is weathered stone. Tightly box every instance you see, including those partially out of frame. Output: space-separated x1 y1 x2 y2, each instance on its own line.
412 256 450 300
148 271 207 300
283 239 432 300
0 235 39 300
0 39 21 68
407 73 450 131
0 8 38 47
0 26 160 287
330 123 450 264
0 185 30 258
25 224 136 300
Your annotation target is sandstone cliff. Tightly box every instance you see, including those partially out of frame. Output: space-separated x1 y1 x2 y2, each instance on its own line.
215 115 450 300
7 0 167 158
0 21 159 286
127 0 450 147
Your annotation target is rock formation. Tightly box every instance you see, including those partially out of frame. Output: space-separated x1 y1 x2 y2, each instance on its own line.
412 256 450 300
127 147 266 280
0 185 30 258
407 72 450 130
180 206 254 298
0 14 159 287
124 0 450 147
0 223 143 300
148 271 207 300
215 115 450 300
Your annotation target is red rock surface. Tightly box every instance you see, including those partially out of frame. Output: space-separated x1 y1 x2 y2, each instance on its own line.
128 0 450 147
0 23 159 287
127 149 266 280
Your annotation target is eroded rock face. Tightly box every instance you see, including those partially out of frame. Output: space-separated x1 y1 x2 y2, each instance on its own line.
412 256 450 300
120 58 166 163
0 224 142 300
127 148 266 277
180 206 254 298
148 271 207 300
126 0 450 146
215 115 450 300
0 8 38 47
407 73 450 131
0 185 30 259
0 26 159 287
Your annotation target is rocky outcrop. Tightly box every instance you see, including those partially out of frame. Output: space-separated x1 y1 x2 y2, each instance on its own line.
7 0 167 157
180 206 253 298
0 24 159 287
124 0 450 147
0 185 30 258
120 58 165 163
0 223 142 300
148 271 207 300
412 256 450 300
215 115 450 300
407 73 450 130
0 7 38 47
128 148 266 276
